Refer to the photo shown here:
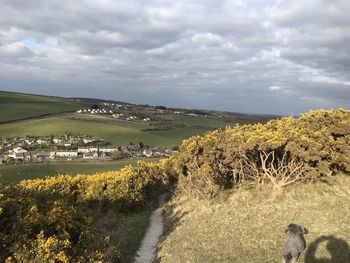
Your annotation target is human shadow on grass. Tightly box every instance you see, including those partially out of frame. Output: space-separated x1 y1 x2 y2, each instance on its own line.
304 235 350 263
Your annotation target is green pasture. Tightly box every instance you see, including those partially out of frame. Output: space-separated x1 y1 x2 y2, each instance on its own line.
0 116 215 148
0 91 67 103
0 91 91 122
0 158 159 183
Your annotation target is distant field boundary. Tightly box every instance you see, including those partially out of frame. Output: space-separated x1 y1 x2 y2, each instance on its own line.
0 110 76 124
0 101 63 104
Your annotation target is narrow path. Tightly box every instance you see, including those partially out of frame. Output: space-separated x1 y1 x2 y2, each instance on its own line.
134 193 167 263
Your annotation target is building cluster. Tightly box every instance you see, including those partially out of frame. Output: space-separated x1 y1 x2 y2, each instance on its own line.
76 108 113 114
0 135 97 150
0 135 175 164
77 107 152 122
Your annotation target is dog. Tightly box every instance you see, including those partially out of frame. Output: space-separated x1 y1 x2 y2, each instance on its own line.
282 223 308 263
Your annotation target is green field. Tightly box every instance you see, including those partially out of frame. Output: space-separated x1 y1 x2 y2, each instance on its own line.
0 158 160 183
0 115 211 148
0 91 91 123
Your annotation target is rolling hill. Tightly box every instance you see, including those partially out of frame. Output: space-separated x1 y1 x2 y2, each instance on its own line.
0 91 93 123
0 90 274 182
0 90 273 148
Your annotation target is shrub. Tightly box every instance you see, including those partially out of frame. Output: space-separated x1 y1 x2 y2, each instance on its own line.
0 160 174 261
174 109 350 197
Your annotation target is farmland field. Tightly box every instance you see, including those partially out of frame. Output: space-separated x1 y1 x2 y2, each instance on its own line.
0 158 159 183
0 91 92 123
0 115 212 148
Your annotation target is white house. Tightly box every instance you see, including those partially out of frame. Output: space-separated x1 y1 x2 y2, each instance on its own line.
83 138 94 144
7 151 15 159
99 147 119 153
142 149 153 158
56 151 78 158
78 147 90 153
13 147 27 154
88 147 99 152
25 139 34 145
53 138 62 144
49 152 56 159
83 152 98 159
36 139 48 145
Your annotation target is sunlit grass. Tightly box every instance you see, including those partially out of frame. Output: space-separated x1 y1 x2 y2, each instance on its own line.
158 176 350 263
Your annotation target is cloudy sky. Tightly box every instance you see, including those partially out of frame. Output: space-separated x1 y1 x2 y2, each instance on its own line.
1 0 349 115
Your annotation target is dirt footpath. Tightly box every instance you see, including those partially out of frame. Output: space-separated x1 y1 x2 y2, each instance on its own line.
134 193 167 263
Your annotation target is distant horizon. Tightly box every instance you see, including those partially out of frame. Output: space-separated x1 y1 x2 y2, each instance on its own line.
1 1 349 115
1 88 308 117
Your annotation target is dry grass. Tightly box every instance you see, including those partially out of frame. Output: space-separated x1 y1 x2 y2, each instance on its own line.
157 176 350 263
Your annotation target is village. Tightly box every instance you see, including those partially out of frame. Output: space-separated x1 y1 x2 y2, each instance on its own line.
0 134 175 165
75 102 208 122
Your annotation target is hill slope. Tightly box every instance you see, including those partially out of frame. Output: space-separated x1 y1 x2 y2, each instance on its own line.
158 176 350 263
0 91 91 123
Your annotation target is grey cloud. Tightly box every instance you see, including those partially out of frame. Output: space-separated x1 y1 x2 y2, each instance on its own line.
0 0 350 115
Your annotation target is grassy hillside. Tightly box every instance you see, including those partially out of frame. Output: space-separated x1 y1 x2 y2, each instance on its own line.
158 176 350 263
0 91 91 123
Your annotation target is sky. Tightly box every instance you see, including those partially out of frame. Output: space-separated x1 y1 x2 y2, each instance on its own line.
0 0 349 115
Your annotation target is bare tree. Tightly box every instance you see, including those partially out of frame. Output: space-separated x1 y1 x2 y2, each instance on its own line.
239 150 307 190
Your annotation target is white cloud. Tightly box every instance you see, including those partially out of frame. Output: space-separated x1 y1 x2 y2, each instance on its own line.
269 86 282 91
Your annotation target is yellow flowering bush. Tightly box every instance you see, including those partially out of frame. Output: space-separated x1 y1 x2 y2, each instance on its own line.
174 109 350 197
0 160 173 261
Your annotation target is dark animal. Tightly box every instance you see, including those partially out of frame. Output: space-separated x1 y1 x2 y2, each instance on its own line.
282 223 308 263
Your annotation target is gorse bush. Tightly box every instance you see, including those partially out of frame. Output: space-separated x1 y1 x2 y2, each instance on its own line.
174 109 350 197
0 160 173 262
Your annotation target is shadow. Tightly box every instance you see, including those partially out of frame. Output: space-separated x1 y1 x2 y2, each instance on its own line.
305 235 350 263
153 187 189 263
